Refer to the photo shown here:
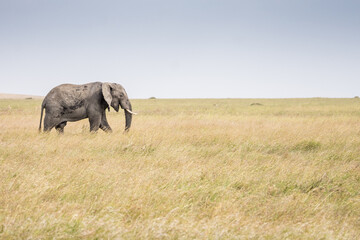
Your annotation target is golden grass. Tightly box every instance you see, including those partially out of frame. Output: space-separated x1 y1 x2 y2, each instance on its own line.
1 98 360 239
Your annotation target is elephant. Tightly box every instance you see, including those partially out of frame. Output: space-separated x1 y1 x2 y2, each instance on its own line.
39 82 136 133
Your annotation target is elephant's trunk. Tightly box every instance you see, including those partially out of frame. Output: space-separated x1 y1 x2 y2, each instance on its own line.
124 102 133 132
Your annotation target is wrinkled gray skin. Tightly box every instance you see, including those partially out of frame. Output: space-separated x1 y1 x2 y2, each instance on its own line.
39 82 133 133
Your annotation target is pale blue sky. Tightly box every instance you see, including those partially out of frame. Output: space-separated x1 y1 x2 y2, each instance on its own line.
0 0 359 98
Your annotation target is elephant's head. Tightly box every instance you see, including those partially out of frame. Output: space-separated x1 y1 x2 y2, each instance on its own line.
102 82 136 131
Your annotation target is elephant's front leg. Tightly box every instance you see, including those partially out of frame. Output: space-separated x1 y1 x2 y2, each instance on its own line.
88 114 101 132
100 112 112 133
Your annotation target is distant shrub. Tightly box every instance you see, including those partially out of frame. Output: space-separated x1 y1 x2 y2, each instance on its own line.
354 96 359 98
149 97 156 99
293 140 321 152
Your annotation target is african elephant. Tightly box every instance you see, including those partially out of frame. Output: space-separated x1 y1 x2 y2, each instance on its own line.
39 82 136 133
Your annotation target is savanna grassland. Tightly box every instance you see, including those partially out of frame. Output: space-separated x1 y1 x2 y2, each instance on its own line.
1 98 360 239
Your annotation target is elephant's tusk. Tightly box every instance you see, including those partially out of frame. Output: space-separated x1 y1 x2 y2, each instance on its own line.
126 109 138 115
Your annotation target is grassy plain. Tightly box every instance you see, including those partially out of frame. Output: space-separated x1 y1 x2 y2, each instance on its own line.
0 98 360 239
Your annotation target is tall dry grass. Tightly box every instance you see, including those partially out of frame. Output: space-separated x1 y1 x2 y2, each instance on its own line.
0 98 360 239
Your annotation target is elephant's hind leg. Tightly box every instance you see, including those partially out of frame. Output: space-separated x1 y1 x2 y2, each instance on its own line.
55 121 67 134
43 114 59 132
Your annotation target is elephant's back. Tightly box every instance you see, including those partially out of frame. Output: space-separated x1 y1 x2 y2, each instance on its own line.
44 84 88 108
43 82 102 106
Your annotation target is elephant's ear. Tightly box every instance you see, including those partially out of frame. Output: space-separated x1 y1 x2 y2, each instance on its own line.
102 83 112 111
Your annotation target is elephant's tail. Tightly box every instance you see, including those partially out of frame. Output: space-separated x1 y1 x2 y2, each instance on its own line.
39 102 45 132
